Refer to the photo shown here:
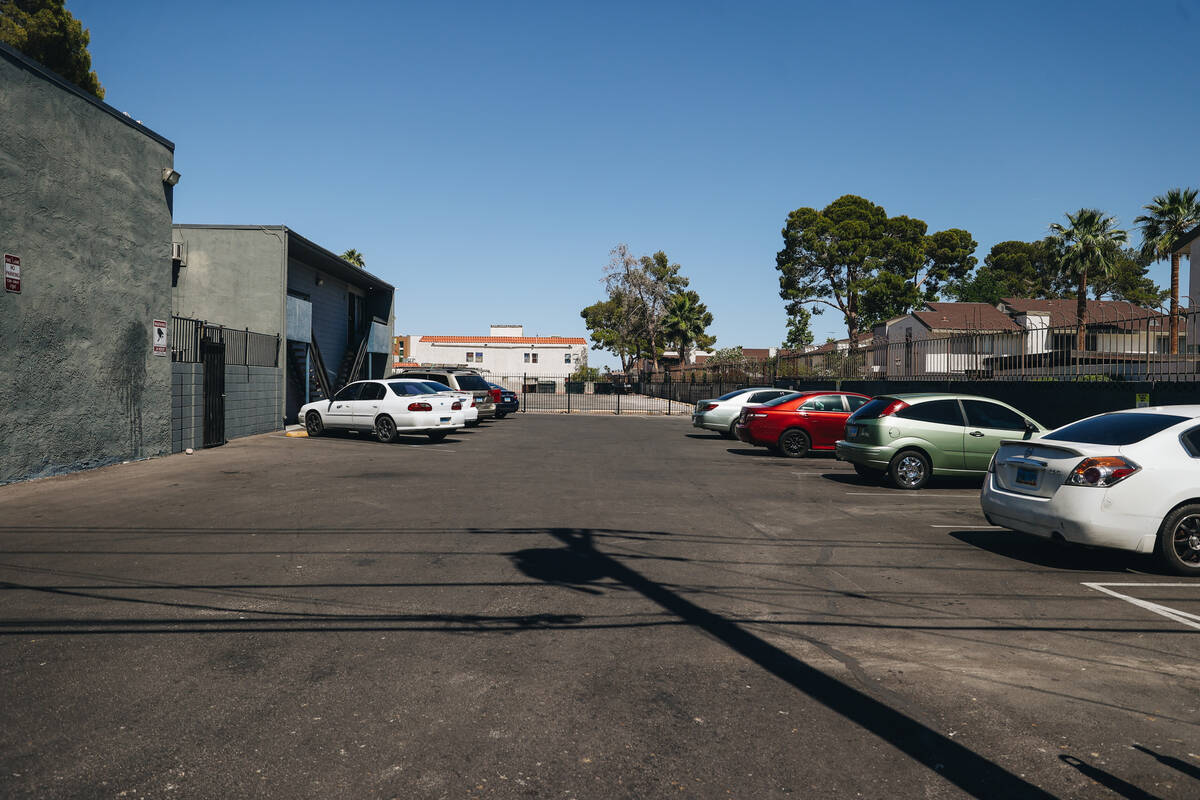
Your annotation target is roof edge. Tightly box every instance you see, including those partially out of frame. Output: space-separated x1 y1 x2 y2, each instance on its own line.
0 41 175 152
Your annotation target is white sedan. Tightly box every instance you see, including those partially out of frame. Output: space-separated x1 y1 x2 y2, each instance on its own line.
301 379 464 442
981 405 1200 575
403 379 479 426
691 387 797 437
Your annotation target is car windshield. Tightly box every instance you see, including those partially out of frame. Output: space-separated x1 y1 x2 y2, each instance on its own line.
388 381 436 396
716 389 755 401
422 381 454 392
1042 412 1189 445
453 375 491 391
762 392 802 407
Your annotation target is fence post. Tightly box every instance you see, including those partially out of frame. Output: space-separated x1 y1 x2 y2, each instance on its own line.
566 377 571 415
616 388 620 416
522 373 527 414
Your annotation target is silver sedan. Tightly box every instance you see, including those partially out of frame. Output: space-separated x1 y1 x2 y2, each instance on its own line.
692 387 798 437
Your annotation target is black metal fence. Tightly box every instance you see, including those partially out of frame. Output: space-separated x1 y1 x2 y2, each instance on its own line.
171 316 280 368
667 306 1200 384
487 374 692 415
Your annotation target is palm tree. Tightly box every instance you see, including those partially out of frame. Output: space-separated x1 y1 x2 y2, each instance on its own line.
1048 209 1128 351
1135 188 1200 354
661 290 713 369
340 249 366 268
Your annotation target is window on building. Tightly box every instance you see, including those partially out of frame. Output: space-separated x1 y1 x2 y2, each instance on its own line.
523 353 530 363
531 353 538 364
465 352 474 363
564 353 572 364
476 352 483 361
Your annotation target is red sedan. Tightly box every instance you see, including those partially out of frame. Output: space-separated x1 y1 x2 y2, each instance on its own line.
735 391 872 458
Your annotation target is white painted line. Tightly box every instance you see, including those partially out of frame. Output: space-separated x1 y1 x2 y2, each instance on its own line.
843 492 973 498
930 525 1004 529
1082 582 1200 631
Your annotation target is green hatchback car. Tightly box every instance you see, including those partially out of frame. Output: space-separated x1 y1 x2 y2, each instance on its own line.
835 393 1046 490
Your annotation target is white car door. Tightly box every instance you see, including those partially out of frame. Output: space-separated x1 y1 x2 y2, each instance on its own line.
354 382 387 426
326 383 363 428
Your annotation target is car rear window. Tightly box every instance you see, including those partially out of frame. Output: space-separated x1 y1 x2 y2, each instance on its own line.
849 397 896 420
1043 413 1189 445
453 375 490 391
716 389 753 401
761 392 802 407
894 399 964 426
388 382 435 396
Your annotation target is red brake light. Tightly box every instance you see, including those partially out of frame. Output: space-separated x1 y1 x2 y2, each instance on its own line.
489 388 502 403
408 402 433 412
451 401 462 410
471 400 477 408
879 399 909 417
703 403 718 412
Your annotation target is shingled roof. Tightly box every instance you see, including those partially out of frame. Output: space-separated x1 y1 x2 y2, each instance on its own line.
912 302 1021 333
999 298 1165 331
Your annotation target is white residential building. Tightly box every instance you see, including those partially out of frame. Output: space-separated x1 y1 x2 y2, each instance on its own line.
405 324 589 377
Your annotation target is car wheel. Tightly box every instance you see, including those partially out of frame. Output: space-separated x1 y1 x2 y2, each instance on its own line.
466 419 480 428
889 449 930 490
427 431 448 442
778 429 810 458
722 421 737 439
305 411 324 437
1158 504 1200 575
495 411 507 420
374 415 397 443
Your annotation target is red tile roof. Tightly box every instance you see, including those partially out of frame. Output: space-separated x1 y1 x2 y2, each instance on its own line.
913 302 1021 332
419 335 587 345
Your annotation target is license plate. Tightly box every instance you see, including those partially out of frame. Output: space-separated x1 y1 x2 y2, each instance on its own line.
1015 466 1038 487
440 417 451 423
846 425 858 437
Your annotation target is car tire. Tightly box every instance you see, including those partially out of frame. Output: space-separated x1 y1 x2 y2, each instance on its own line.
1157 504 1200 575
495 411 507 420
722 421 737 439
466 420 480 428
305 411 324 437
888 449 931 490
427 431 448 442
374 415 397 443
778 429 810 459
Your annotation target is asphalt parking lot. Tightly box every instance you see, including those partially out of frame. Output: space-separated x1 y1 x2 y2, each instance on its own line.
1 415 1197 799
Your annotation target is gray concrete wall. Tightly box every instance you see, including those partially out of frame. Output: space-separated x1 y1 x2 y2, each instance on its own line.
172 226 286 361
0 45 175 484
172 363 282 453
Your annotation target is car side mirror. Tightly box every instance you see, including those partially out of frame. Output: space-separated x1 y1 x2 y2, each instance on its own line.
1023 420 1036 439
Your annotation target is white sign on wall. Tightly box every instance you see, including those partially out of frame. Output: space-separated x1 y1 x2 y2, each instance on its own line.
4 253 20 293
153 319 168 356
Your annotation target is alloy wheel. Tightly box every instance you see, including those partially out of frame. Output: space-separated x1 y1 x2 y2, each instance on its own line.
375 416 395 442
896 455 926 488
1172 514 1200 566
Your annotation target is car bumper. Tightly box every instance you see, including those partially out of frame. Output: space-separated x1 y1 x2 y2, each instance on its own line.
835 440 892 468
693 411 733 432
980 473 1160 553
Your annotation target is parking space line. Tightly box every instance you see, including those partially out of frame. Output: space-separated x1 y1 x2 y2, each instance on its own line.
843 492 974 498
1082 583 1200 631
930 525 1003 529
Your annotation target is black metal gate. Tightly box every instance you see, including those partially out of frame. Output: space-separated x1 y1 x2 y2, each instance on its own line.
201 338 226 448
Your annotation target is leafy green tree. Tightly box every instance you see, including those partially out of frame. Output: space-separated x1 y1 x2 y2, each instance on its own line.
1089 247 1166 308
782 307 814 350
661 290 715 367
570 365 602 382
340 248 365 267
580 296 640 373
1135 188 1200 354
0 0 102 98
947 239 1059 303
1048 209 1128 350
707 346 745 365
776 195 976 341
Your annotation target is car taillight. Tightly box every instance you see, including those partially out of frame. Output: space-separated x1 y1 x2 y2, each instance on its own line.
1066 456 1140 487
471 400 477 408
408 402 433 412
703 403 718 412
451 401 462 410
879 399 909 416
489 388 502 403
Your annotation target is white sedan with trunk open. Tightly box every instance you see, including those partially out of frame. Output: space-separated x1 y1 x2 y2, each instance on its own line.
301 379 464 442
981 406 1200 574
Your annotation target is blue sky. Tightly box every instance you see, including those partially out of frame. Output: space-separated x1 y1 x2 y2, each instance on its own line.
75 0 1199 368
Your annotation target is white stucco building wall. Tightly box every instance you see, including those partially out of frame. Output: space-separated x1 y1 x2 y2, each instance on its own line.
405 325 588 377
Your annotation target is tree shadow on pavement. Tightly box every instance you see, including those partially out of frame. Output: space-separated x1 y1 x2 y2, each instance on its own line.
950 531 1162 574
509 527 1056 800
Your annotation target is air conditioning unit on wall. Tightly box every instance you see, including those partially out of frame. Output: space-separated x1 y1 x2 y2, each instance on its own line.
171 241 186 265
